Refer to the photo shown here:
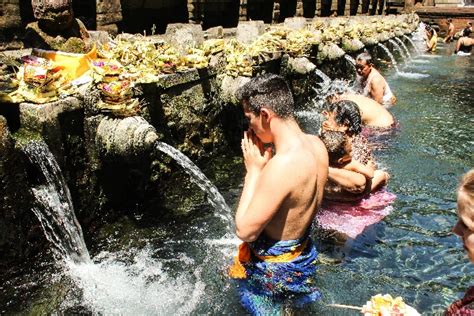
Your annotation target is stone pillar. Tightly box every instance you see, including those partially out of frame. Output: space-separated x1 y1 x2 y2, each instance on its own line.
96 0 122 35
315 0 321 16
0 0 21 29
273 0 280 23
296 0 304 16
240 0 248 21
403 0 415 12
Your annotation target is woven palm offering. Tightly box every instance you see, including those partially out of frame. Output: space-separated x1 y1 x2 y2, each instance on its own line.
18 55 71 103
361 294 420 316
96 80 139 117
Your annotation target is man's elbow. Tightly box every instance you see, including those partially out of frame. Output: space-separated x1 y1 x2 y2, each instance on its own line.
236 227 259 242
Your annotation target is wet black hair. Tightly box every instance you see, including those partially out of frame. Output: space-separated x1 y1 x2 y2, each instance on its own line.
326 100 362 136
320 130 348 165
236 74 294 118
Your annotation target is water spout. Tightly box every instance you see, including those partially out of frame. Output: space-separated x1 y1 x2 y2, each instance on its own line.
389 39 408 61
23 141 91 264
395 37 412 58
403 34 421 54
155 141 233 227
377 43 399 73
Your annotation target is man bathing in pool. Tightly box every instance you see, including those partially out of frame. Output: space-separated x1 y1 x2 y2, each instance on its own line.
229 74 328 315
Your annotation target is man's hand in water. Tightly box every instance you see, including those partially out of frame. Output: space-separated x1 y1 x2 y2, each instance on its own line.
241 130 272 174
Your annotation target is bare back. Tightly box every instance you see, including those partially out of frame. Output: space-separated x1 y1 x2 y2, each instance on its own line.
263 134 328 240
342 94 394 128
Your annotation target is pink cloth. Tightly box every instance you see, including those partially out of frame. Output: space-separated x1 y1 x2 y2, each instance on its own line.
316 189 396 239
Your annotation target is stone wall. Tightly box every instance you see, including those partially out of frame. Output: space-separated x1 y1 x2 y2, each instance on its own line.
96 0 121 34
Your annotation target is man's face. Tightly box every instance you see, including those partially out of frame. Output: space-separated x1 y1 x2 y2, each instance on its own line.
243 102 270 143
356 60 371 78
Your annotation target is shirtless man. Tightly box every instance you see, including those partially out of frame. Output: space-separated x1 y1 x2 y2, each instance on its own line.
229 74 328 314
444 18 455 43
334 94 395 128
355 52 396 107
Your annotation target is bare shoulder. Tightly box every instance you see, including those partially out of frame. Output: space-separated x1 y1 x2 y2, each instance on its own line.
305 134 329 164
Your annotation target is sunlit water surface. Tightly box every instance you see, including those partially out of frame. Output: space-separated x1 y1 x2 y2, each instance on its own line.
1 39 473 315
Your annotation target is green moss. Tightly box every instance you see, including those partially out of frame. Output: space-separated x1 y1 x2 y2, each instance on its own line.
11 128 42 146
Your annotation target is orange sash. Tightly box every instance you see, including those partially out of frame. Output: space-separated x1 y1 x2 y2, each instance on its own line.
228 240 308 279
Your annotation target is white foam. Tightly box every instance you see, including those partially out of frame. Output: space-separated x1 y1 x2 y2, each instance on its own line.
411 59 430 64
397 71 430 79
65 247 206 315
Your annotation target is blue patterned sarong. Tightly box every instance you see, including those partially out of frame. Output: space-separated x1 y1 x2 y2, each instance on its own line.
229 234 321 315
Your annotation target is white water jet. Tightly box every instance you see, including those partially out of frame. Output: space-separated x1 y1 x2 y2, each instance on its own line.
344 54 357 74
403 34 421 54
389 39 408 61
395 37 412 59
24 141 91 264
155 141 233 227
377 43 399 72
313 68 331 86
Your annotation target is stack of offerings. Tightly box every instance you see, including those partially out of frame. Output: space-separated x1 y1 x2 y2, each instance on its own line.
18 55 72 103
93 60 140 116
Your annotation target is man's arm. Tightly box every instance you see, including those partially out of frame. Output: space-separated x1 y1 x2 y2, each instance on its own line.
369 76 385 104
328 167 367 194
235 131 289 242
342 160 375 179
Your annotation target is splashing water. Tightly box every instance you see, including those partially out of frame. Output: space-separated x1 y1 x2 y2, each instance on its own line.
23 141 91 264
389 39 408 61
155 141 233 227
377 43 400 72
66 247 207 315
344 54 357 74
313 69 331 86
395 37 412 59
403 34 421 54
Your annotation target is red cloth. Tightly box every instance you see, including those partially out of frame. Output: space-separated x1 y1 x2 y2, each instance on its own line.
446 286 474 315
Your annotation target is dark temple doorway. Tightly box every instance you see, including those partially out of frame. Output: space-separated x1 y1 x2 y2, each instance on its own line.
119 0 189 34
278 0 297 22
247 0 274 23
73 0 96 30
201 0 240 29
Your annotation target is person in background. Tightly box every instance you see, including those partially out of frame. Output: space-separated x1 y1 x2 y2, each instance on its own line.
444 18 455 43
462 21 472 37
230 74 328 315
455 32 474 56
426 28 438 52
330 93 395 127
355 52 396 107
321 100 389 202
320 129 388 195
446 169 474 315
